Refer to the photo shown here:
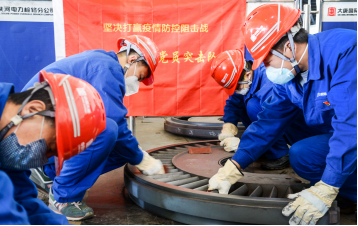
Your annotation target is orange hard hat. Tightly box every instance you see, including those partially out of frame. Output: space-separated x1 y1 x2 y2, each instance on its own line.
117 35 160 86
242 4 301 70
210 50 246 95
39 70 106 176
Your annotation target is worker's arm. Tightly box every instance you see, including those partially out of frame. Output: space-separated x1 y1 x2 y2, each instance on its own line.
233 83 300 169
223 92 249 126
0 170 30 224
323 45 357 188
88 68 144 165
5 170 69 225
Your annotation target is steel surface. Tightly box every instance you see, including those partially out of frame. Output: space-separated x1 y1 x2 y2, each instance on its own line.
164 117 246 139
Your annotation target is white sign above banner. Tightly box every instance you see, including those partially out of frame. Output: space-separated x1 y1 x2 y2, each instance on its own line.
0 0 53 22
322 1 357 22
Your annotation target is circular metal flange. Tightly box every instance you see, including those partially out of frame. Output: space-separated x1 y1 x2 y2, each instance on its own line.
124 140 339 225
164 116 246 139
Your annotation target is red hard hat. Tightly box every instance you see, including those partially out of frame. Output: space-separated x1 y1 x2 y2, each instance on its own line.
117 35 160 86
210 50 245 95
39 70 106 176
242 4 301 70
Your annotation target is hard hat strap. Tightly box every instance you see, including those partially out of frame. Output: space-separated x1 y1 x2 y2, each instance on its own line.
270 30 301 74
0 82 56 141
123 56 145 75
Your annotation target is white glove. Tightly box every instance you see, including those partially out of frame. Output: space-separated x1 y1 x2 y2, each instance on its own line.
220 137 240 152
136 149 165 176
218 123 238 141
282 180 339 225
208 159 244 194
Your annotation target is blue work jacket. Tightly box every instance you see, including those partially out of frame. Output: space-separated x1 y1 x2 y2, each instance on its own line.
233 29 357 188
0 83 69 224
23 50 143 165
223 48 274 127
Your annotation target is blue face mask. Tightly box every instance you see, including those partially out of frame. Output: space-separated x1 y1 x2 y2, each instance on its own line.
266 44 308 85
0 118 48 170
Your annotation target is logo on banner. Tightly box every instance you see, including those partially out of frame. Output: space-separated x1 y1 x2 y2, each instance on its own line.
328 7 336 16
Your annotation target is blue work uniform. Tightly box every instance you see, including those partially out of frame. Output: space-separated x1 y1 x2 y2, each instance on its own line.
23 50 143 203
0 83 69 224
223 49 313 159
233 29 357 201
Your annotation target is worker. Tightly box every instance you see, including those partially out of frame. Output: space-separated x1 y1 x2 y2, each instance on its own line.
209 4 357 225
212 48 316 170
23 35 164 221
0 71 106 224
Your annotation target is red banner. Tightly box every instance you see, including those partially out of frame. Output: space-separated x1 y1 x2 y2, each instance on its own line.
62 0 246 116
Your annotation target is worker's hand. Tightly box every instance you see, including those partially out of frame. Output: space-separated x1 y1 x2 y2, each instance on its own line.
282 180 339 225
208 159 244 194
218 123 238 141
220 137 240 152
136 149 165 176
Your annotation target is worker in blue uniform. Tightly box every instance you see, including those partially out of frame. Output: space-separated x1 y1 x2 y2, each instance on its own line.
212 48 316 170
209 4 357 225
23 35 163 221
0 71 106 224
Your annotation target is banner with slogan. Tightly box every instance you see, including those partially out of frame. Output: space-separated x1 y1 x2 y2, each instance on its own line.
54 0 246 116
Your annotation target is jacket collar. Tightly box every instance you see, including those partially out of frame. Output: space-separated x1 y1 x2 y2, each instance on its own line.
307 34 322 81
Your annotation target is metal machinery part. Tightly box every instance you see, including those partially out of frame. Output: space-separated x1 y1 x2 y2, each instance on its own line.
164 117 246 139
124 140 340 225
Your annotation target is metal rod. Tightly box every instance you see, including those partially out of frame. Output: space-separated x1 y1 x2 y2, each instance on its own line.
158 174 191 183
161 160 172 164
249 186 263 197
180 179 209 189
303 4 311 33
128 116 136 135
318 0 323 32
229 184 249 196
167 177 199 186
268 186 278 198
158 150 185 154
301 10 319 14
151 154 177 158
194 184 209 191
148 172 184 180
284 186 293 198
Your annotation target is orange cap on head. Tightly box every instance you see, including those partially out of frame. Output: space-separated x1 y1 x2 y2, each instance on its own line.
39 71 106 176
210 50 245 95
117 35 160 86
242 4 301 70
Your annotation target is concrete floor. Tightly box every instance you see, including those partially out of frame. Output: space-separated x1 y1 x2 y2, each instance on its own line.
39 117 356 225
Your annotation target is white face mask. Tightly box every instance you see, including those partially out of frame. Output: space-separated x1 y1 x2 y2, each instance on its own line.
235 87 250 95
235 78 252 96
266 44 308 85
125 63 140 96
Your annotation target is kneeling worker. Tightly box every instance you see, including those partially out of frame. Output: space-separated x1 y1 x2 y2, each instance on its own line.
0 71 106 224
211 49 314 169
23 35 165 220
209 4 356 225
